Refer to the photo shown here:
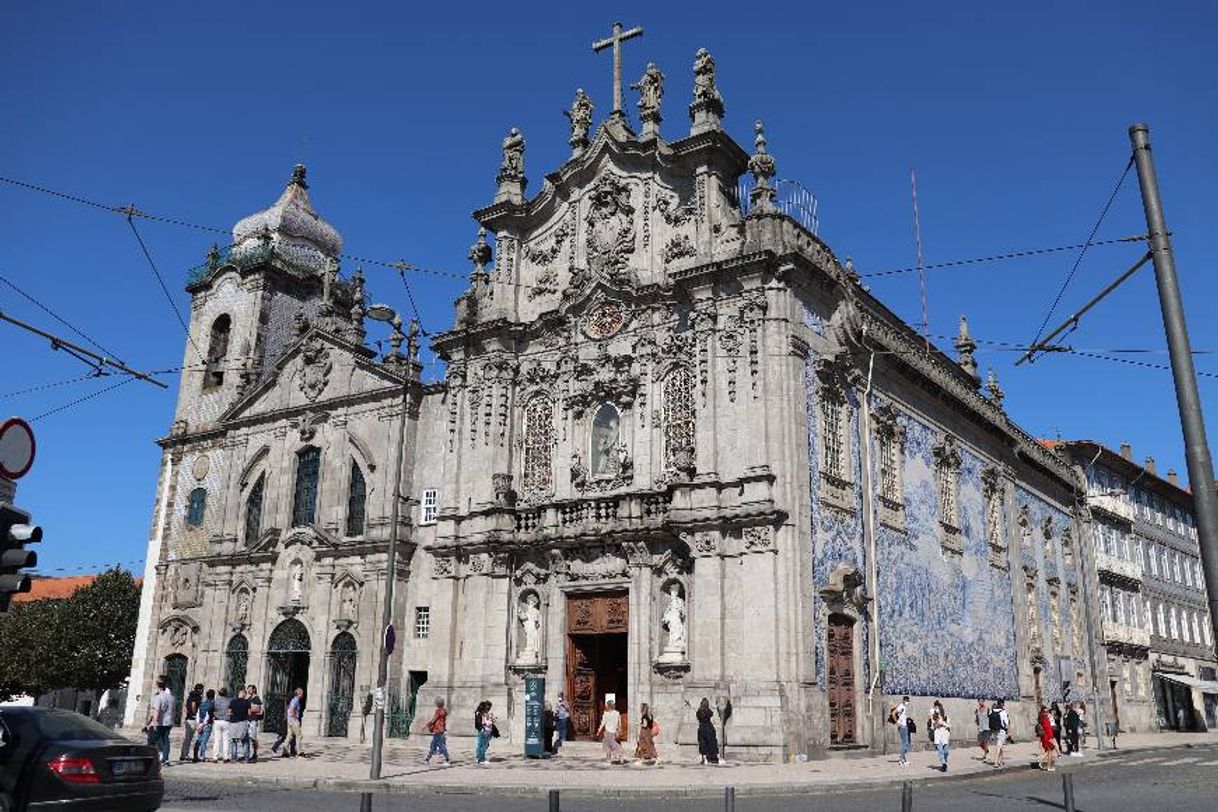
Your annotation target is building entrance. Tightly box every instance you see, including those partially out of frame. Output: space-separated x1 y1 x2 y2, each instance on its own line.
265 618 311 736
565 591 628 740
826 613 856 745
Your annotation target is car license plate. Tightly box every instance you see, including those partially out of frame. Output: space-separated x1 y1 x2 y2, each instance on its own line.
110 758 145 777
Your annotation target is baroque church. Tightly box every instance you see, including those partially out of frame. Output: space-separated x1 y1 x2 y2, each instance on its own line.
124 37 1099 759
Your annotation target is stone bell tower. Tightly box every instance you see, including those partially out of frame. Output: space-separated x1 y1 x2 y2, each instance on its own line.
169 164 360 435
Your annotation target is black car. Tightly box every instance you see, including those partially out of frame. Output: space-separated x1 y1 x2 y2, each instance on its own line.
0 706 162 811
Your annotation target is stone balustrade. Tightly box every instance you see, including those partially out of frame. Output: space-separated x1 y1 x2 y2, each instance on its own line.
1095 550 1143 583
1103 621 1150 648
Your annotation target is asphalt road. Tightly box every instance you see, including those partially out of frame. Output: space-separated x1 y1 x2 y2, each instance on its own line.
161 745 1218 812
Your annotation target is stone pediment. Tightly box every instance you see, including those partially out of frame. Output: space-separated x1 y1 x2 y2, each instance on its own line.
280 523 341 550
220 328 404 426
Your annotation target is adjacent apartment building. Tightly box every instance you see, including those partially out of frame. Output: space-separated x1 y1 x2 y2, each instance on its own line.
1057 440 1218 732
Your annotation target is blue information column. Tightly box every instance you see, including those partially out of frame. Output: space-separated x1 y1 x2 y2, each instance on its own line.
524 676 545 758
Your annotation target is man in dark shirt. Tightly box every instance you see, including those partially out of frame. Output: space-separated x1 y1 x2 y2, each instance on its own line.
246 685 264 762
228 688 252 763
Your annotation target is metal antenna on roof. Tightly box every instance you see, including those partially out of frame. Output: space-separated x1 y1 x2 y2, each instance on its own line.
911 169 930 352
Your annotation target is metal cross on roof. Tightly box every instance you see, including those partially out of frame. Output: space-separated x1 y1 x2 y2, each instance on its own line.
592 21 644 118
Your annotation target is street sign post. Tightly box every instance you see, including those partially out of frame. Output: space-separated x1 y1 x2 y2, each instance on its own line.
0 417 36 481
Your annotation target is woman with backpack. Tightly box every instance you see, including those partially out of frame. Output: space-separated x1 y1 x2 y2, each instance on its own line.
931 700 951 772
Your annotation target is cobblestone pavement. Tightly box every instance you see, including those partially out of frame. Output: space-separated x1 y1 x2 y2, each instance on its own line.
161 743 1218 811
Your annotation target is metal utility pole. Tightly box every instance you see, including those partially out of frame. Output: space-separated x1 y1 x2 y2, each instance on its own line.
1129 123 1218 649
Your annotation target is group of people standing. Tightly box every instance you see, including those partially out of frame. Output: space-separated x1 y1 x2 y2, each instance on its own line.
1034 700 1088 772
142 676 306 766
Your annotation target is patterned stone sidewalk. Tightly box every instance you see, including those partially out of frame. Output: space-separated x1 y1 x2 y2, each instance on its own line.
156 729 1218 797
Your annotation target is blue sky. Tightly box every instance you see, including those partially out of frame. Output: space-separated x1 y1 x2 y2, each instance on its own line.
2 1 1215 575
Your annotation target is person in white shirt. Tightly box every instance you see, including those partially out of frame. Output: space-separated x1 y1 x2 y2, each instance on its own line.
598 700 623 764
894 696 912 765
931 700 951 772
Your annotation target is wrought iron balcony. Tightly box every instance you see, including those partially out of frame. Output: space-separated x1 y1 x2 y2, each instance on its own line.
186 242 275 287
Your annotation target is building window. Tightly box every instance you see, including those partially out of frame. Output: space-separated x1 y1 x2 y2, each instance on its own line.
244 474 264 546
186 487 207 527
874 404 907 531
203 313 232 391
420 488 438 525
932 435 963 554
292 446 321 527
589 402 623 479
414 606 430 639
662 365 696 474
822 394 845 479
1169 605 1179 640
522 396 554 498
1156 601 1166 637
346 460 366 537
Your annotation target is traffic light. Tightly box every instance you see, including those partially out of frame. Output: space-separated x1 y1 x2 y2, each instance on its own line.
0 503 41 613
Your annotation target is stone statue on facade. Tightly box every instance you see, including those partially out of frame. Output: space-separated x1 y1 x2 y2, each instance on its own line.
495 128 526 204
631 62 664 138
659 582 687 662
689 47 725 134
564 89 594 156
289 560 304 603
570 451 588 490
340 582 357 619
617 441 634 481
517 592 542 663
236 591 251 625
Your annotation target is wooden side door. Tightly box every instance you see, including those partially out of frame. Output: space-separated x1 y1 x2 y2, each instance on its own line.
826 613 856 745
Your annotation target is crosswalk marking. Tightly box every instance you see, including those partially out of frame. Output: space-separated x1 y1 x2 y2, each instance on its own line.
1155 757 1202 766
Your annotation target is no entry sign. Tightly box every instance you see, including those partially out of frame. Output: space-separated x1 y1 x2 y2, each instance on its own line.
0 417 35 481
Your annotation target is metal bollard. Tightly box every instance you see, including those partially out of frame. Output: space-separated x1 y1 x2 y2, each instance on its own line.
1063 773 1076 812
901 780 913 812
359 792 373 812
548 789 560 812
725 785 736 812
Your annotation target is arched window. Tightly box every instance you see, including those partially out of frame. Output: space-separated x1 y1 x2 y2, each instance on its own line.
662 366 695 471
589 403 621 478
346 460 366 537
292 446 321 527
204 314 232 391
244 474 265 546
223 633 249 696
522 396 554 497
186 487 207 527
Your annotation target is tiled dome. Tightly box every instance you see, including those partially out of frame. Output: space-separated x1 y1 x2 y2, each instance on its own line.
230 164 343 274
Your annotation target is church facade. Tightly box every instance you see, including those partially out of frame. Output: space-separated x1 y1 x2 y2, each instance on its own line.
125 45 1103 759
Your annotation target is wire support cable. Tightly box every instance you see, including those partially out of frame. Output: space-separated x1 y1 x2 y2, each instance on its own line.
123 213 206 365
0 272 126 361
31 375 137 422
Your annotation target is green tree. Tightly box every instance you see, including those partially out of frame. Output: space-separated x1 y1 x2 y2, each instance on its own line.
60 568 141 713
0 568 140 714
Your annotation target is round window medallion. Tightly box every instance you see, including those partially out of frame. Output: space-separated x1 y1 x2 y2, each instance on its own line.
192 455 210 481
584 301 626 339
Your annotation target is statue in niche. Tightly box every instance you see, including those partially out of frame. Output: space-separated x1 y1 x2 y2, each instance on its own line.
340 582 357 619
660 582 687 661
590 403 621 478
617 441 633 481
570 451 588 490
289 560 304 603
236 591 251 625
517 592 542 663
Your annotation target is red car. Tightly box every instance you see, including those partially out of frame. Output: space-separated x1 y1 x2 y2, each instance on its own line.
0 707 162 811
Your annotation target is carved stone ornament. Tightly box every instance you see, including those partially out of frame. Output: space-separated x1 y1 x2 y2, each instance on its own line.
584 300 627 340
584 173 637 283
299 333 333 402
742 525 775 552
819 563 869 611
167 622 191 649
432 556 455 578
685 531 719 557
291 409 329 442
564 546 629 581
492 472 516 507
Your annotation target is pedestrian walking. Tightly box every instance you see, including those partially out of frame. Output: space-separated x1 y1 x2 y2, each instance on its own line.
283 688 305 757
1037 705 1058 772
474 701 496 764
179 683 202 762
554 692 571 751
931 700 951 772
145 676 175 766
598 699 623 764
988 699 1009 767
696 697 719 765
228 688 251 763
974 699 991 762
634 703 658 765
1065 701 1081 756
889 695 912 765
246 685 263 762
1077 701 1088 750
542 701 556 757
211 688 231 762
194 689 215 762
1051 702 1063 754
424 697 450 765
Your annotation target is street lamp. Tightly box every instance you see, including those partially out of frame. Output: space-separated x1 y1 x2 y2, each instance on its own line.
366 303 411 781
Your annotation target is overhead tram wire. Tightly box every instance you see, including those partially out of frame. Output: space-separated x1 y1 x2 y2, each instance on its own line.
0 374 112 400
122 209 206 365
31 375 138 422
2 171 1162 300
1026 157 1135 352
0 272 127 361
